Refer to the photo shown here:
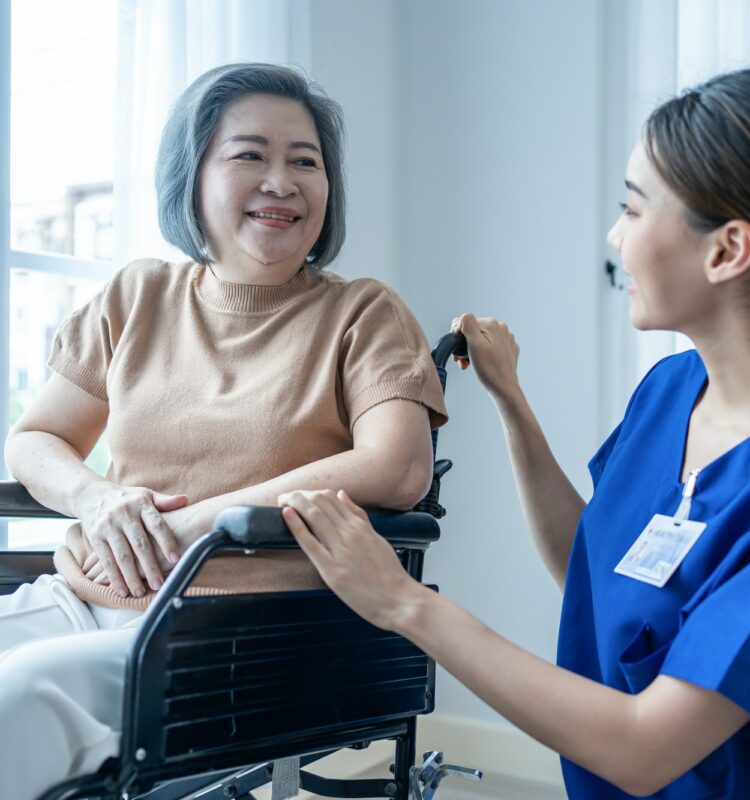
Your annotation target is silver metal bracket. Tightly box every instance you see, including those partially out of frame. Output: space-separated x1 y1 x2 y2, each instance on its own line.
409 750 483 799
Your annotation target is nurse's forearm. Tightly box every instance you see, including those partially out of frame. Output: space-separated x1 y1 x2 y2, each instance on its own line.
493 385 585 590
396 585 748 797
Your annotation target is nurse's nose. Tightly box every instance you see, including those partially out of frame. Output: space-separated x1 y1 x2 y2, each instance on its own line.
607 217 623 252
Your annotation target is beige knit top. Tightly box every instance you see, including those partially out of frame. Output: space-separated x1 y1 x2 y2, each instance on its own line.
49 260 447 609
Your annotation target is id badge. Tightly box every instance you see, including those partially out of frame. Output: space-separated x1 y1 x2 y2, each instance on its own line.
614 514 706 588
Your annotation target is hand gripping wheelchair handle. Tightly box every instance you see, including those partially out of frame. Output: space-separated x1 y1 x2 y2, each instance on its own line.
430 331 467 369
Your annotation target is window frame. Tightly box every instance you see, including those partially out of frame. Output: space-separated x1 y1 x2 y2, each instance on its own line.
1 0 114 547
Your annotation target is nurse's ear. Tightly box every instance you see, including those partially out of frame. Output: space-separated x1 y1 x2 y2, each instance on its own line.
704 220 750 285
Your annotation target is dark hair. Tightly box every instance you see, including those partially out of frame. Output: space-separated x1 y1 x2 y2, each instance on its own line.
644 68 750 232
155 62 346 267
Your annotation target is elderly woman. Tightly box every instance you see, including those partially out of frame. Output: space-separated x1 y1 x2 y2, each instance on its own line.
282 68 750 799
0 63 446 800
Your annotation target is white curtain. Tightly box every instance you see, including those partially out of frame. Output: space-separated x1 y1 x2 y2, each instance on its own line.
113 0 306 266
602 0 750 433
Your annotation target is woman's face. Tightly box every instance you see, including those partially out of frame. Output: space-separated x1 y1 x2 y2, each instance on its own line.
607 142 715 333
198 93 329 284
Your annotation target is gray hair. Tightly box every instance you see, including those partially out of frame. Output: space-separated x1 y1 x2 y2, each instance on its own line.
155 62 346 268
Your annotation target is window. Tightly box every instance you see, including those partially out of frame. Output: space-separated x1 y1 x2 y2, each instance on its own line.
2 0 118 547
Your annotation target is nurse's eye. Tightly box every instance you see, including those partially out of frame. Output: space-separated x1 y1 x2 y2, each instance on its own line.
618 201 638 217
293 157 319 168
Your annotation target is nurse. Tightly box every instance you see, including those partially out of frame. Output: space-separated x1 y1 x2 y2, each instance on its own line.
279 67 750 798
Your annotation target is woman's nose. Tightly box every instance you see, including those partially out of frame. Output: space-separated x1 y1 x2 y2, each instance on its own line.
260 165 296 197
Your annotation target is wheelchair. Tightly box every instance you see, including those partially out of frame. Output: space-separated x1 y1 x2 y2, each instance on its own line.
0 332 482 800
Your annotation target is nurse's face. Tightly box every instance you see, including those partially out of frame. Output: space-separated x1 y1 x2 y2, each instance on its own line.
607 142 715 333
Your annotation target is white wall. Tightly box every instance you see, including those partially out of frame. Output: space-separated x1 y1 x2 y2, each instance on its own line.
306 0 604 730
306 0 400 287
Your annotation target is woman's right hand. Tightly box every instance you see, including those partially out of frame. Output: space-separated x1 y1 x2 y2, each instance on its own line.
73 482 187 597
451 313 521 401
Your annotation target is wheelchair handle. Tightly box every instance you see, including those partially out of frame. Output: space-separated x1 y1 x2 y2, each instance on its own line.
431 332 467 370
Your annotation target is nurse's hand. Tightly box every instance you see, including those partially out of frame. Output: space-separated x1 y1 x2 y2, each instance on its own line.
279 489 425 631
451 313 520 402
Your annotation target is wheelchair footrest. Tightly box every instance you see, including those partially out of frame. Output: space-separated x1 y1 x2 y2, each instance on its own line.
409 751 483 800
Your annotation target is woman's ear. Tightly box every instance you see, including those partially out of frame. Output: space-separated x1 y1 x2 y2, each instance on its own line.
705 220 750 285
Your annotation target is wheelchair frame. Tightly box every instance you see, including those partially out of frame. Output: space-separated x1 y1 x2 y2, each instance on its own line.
0 333 478 800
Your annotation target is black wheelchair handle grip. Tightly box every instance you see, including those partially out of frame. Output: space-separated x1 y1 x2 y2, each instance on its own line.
431 332 468 369
214 505 440 550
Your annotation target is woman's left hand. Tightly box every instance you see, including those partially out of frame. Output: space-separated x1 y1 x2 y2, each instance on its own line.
279 489 425 631
83 505 201 585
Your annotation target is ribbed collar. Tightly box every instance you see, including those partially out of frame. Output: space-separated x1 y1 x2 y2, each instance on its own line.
196 264 315 313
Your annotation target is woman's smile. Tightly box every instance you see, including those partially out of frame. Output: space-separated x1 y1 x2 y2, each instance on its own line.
246 206 302 228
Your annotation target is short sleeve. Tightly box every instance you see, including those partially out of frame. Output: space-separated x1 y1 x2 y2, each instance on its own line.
660 535 750 713
47 264 135 402
588 422 622 489
338 281 448 430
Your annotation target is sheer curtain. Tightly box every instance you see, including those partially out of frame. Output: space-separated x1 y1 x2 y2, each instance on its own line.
113 0 306 265
601 0 750 433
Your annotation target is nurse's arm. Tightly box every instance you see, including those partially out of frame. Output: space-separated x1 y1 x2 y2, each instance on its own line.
453 313 585 590
395 589 749 797
280 492 748 798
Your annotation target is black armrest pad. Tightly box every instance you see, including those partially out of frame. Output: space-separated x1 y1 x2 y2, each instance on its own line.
214 505 440 550
0 481 67 519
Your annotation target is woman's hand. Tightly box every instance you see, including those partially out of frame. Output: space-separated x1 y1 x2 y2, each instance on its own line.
74 482 187 597
451 313 521 402
279 489 426 631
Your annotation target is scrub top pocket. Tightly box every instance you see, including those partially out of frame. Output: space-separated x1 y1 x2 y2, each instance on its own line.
618 622 671 694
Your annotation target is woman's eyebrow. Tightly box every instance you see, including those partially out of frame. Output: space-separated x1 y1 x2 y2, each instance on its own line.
223 134 268 145
625 179 648 199
222 133 320 153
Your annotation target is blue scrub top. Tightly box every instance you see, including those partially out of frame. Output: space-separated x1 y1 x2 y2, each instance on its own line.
557 350 750 799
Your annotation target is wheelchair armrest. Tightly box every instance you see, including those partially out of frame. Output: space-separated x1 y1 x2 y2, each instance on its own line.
214 505 440 550
137 505 440 652
0 480 68 519
152 506 437 600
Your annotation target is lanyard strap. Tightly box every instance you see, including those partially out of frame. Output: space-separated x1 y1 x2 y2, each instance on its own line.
674 468 700 524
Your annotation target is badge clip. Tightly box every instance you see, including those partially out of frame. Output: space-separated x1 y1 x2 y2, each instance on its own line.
673 468 700 524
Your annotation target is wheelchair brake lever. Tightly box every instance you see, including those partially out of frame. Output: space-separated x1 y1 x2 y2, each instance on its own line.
409 750 483 799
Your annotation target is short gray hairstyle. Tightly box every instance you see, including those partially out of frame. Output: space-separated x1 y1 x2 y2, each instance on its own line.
155 62 346 267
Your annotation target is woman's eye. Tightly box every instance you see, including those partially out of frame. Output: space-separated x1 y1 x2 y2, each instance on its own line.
235 151 262 161
618 201 637 217
294 157 318 168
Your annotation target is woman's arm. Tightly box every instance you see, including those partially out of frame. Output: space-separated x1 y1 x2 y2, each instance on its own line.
4 373 186 597
280 489 750 797
161 397 434 545
453 314 585 589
